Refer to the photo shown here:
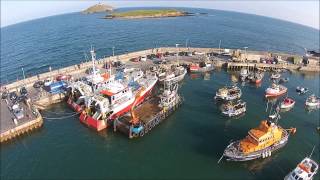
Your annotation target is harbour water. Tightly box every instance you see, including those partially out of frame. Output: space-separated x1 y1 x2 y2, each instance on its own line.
1 7 319 179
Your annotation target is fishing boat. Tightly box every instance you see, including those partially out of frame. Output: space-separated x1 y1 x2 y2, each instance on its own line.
284 155 318 180
247 72 254 81
115 81 182 138
280 97 295 110
214 86 242 101
189 62 214 73
67 48 115 112
158 65 187 84
296 86 309 95
271 73 281 79
265 84 287 97
305 95 320 109
67 81 94 112
249 71 264 84
79 73 158 131
222 120 296 161
239 68 249 82
221 100 246 117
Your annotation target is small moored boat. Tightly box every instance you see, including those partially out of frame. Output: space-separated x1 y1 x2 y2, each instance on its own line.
158 65 187 84
215 86 242 101
284 157 318 180
305 95 320 109
271 73 281 79
249 71 264 84
280 97 295 110
265 84 287 98
189 62 214 73
296 86 309 95
221 100 246 117
239 68 249 82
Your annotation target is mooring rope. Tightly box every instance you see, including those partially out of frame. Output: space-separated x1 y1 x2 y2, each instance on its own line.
42 112 81 120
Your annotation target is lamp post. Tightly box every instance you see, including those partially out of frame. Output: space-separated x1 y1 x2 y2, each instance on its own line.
175 43 180 64
185 39 189 49
112 46 115 57
244 46 248 61
22 68 26 85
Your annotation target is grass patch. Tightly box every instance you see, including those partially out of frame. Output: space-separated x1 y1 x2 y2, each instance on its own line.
111 9 184 17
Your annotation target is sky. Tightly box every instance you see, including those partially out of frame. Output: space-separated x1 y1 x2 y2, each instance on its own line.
1 1 319 29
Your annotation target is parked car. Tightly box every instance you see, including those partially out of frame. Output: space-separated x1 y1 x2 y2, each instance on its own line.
12 104 24 120
20 87 28 96
1 91 8 99
44 78 53 86
33 80 44 88
9 91 18 101
56 74 72 81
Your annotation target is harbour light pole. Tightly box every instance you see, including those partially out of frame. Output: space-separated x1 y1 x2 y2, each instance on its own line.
244 46 248 61
218 40 222 54
22 68 26 80
22 67 26 85
175 43 180 64
185 39 189 49
112 46 115 57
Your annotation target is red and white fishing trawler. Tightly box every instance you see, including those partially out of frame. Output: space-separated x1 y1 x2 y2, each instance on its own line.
67 81 93 112
265 83 287 98
79 73 158 131
67 47 115 112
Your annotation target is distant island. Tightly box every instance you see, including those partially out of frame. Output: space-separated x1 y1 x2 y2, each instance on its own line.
82 3 114 14
105 9 191 19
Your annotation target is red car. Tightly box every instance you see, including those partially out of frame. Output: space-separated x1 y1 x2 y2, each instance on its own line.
56 74 72 81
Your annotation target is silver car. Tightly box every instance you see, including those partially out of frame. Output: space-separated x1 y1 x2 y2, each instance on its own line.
12 104 24 120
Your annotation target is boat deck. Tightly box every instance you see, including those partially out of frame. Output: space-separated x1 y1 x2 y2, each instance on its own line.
114 95 182 138
118 97 161 125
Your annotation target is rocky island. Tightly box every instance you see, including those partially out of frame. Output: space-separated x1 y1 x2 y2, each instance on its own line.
105 9 190 19
82 3 113 14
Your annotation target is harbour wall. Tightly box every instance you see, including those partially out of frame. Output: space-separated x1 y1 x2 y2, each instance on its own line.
0 111 43 143
2 47 319 91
